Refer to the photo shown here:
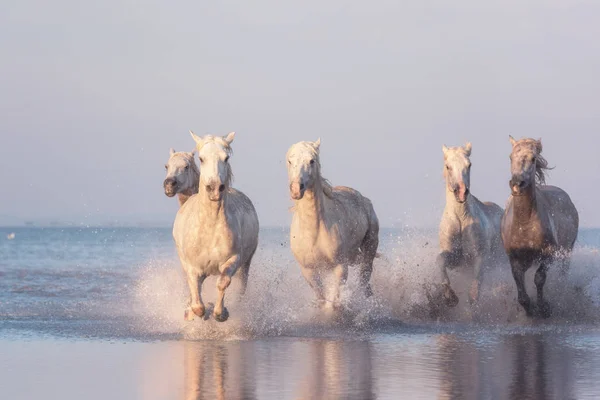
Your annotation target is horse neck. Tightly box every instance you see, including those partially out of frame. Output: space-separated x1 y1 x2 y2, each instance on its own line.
177 190 194 207
295 181 326 232
445 189 473 220
176 174 199 207
197 187 227 220
512 186 537 223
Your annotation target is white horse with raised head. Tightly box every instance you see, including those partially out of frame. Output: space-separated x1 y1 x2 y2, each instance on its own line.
436 143 504 306
163 148 199 207
287 139 379 309
173 131 259 322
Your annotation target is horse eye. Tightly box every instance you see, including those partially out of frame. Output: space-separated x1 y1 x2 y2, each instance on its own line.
199 158 204 163
164 165 168 170
446 165 451 170
185 165 189 170
310 159 315 165
225 156 230 162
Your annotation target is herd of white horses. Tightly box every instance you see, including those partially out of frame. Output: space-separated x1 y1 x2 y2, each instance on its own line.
163 132 578 322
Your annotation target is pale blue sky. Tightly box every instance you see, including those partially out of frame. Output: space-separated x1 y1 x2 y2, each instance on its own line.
1 1 599 226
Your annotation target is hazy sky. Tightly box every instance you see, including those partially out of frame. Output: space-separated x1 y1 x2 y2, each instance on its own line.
1 1 599 227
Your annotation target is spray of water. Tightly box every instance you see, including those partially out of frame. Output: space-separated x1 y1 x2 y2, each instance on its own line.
129 229 600 340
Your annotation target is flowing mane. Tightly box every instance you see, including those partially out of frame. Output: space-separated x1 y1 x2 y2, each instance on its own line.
513 138 553 185
534 153 552 185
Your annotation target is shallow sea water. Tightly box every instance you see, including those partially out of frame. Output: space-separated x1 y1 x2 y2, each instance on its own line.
2 227 600 399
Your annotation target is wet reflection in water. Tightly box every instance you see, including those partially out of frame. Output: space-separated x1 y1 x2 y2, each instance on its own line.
181 331 600 400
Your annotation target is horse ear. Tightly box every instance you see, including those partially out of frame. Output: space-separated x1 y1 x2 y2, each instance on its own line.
509 135 517 147
169 148 175 156
190 130 202 146
464 142 472 156
442 144 449 154
223 132 235 144
314 138 321 149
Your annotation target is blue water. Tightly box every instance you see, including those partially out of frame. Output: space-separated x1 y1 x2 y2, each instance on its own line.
2 227 600 398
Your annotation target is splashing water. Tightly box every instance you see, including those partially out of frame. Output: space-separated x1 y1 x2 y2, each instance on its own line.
1 227 600 341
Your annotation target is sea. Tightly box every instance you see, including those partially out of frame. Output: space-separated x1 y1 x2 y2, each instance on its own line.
2 226 600 399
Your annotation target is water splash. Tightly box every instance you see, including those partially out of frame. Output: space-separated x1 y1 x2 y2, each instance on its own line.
127 229 600 341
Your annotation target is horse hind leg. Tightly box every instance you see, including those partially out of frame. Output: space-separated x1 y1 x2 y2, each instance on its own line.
510 256 534 317
468 255 484 305
535 262 551 318
300 266 326 308
238 248 256 299
358 226 379 298
332 264 349 309
557 250 572 279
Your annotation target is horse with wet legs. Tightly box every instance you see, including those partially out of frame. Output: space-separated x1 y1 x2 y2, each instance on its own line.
163 148 199 207
286 139 379 310
173 132 259 322
501 136 578 318
436 143 504 306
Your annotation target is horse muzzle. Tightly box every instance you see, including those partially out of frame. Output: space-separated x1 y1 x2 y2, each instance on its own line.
205 183 226 201
290 181 305 200
509 177 528 196
453 184 469 203
163 179 177 197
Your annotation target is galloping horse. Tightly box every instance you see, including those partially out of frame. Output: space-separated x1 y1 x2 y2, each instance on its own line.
173 132 259 322
163 148 199 207
287 139 379 309
437 143 504 306
501 136 579 317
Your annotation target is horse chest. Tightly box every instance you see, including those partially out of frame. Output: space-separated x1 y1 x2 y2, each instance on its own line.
181 230 235 273
290 230 338 267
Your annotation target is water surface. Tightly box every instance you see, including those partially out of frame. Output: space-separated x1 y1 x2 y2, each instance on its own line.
2 227 600 399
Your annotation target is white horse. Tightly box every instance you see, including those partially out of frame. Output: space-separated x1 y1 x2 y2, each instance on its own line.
287 139 379 309
173 131 259 322
437 143 504 306
163 148 199 207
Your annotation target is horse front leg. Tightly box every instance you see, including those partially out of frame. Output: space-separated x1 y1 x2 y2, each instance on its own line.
436 252 459 307
214 255 241 322
510 256 533 317
469 255 484 305
300 266 326 308
184 270 207 321
332 264 348 309
535 261 551 318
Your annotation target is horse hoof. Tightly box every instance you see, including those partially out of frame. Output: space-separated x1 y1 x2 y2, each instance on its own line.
537 302 552 319
444 289 459 308
184 309 195 321
192 305 206 318
214 308 229 322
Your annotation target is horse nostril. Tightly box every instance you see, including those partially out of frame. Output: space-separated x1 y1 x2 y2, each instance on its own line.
299 183 305 190
218 184 225 192
519 181 526 188
206 185 212 192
